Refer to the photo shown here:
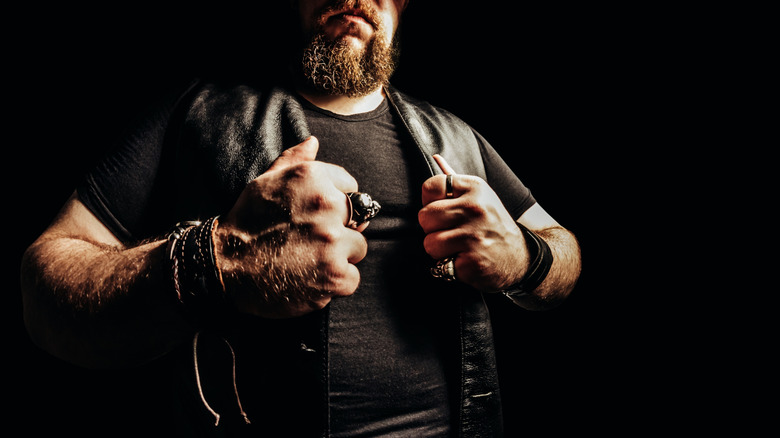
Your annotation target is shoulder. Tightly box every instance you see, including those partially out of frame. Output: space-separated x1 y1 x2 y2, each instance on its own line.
187 79 274 114
181 79 306 142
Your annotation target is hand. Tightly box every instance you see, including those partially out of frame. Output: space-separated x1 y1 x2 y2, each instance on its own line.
419 155 528 292
216 136 369 318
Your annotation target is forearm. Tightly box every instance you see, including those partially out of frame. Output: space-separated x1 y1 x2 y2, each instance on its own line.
21 235 192 368
507 226 582 311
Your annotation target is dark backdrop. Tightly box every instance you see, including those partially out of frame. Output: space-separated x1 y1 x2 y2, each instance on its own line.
7 2 685 436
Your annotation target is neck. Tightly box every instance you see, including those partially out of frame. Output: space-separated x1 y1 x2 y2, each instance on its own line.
297 86 386 115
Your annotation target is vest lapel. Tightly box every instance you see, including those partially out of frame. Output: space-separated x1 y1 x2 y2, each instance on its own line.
385 85 486 180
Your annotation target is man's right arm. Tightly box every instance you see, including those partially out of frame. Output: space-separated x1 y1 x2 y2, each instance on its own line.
21 136 369 369
21 193 193 369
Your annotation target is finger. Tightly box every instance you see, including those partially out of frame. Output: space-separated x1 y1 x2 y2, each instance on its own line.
418 203 465 233
421 155 461 206
266 136 319 172
314 232 366 296
321 163 359 193
323 263 361 298
421 174 462 205
422 228 469 260
344 228 369 264
433 154 458 176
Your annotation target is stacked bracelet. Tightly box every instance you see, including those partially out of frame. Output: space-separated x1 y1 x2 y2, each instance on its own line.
166 216 226 323
503 223 554 300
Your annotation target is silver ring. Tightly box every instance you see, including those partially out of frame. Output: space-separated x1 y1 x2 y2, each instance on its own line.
445 174 454 199
346 192 381 229
431 257 456 281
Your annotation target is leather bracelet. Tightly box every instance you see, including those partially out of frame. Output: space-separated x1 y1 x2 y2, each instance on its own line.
503 223 554 300
166 216 226 323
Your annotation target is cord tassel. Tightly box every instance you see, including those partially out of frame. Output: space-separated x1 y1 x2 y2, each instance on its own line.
193 332 252 426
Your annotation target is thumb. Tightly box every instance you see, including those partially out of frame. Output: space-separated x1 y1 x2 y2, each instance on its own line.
267 136 319 172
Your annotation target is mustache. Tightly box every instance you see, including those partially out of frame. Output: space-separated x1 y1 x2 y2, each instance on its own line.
315 0 383 30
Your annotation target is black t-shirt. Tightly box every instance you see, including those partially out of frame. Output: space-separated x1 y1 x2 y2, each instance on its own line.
304 98 455 436
78 87 535 436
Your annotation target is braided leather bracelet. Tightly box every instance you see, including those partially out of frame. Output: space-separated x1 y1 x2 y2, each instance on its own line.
166 216 226 323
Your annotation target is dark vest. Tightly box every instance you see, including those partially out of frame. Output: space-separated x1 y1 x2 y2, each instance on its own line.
172 81 504 437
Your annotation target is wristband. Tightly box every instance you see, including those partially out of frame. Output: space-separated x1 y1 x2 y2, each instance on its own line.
503 223 554 300
166 216 226 323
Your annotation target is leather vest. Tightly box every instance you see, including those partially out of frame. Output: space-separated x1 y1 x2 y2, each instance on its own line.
173 81 504 437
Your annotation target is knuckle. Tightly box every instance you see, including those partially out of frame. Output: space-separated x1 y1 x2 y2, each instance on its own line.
243 178 267 198
317 263 358 296
284 161 317 181
422 234 437 255
460 175 485 189
421 176 444 195
350 233 368 261
461 201 487 219
418 204 447 230
313 226 341 245
421 176 438 191
304 192 330 214
302 188 343 217
462 231 481 246
417 208 432 228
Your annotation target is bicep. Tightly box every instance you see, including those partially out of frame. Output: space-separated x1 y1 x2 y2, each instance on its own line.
517 202 561 232
41 191 125 249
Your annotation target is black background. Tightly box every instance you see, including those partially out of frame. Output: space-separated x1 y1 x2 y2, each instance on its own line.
6 2 748 436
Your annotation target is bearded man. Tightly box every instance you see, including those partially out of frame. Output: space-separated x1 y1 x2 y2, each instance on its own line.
21 1 582 436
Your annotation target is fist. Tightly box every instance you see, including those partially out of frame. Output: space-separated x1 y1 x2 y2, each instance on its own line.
216 137 369 318
418 155 527 292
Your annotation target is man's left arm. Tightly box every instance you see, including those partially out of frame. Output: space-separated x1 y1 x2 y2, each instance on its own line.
419 163 581 310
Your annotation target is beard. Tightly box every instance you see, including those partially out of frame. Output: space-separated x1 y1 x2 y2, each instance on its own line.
297 1 399 97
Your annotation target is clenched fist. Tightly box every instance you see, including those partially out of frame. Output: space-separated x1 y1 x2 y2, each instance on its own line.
418 155 528 292
216 136 369 318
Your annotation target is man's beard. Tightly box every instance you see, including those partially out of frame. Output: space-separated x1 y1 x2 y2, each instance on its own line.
297 4 399 97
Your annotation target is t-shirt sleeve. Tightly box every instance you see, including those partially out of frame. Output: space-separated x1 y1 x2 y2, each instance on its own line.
76 82 194 243
474 129 537 220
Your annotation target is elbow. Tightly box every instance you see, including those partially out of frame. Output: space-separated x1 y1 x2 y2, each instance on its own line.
20 245 71 366
21 245 49 355
20 241 187 369
20 244 110 369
